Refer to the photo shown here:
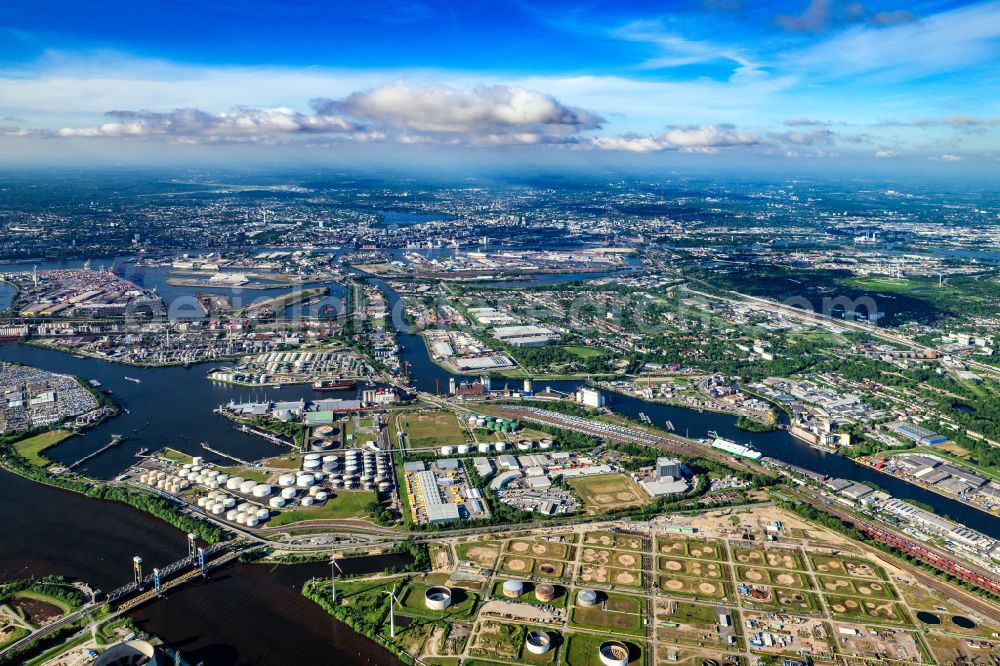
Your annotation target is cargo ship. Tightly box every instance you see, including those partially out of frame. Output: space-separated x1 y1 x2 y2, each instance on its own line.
311 377 356 391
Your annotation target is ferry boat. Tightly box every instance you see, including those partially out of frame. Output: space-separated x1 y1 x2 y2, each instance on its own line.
311 377 357 391
124 376 142 384
707 431 762 460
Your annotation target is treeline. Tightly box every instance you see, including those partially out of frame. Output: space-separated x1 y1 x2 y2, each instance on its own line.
0 441 228 544
0 576 87 609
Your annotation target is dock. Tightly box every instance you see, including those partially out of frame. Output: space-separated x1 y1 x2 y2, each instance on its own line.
64 434 124 472
200 442 252 466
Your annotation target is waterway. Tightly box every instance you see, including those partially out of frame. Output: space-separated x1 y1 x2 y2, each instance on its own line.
0 466 406 665
2 263 1000 663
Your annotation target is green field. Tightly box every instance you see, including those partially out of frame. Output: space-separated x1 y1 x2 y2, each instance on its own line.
569 593 645 636
398 583 478 620
13 430 73 466
402 412 467 448
266 490 376 526
565 633 644 666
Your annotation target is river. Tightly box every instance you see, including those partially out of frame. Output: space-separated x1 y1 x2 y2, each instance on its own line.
2 263 1000 663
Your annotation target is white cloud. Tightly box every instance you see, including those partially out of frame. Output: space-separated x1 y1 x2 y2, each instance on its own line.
592 124 761 153
312 82 603 136
938 154 962 161
56 107 356 139
874 149 899 157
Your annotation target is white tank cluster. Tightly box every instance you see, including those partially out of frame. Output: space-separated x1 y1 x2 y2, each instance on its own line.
340 447 392 493
139 469 191 495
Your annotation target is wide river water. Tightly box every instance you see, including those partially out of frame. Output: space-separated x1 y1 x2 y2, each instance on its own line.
1 257 998 664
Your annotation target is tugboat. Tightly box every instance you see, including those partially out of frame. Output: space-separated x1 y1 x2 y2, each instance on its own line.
311 377 357 391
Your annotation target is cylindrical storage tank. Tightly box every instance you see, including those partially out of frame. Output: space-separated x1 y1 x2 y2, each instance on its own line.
235 512 247 525
216 474 229 484
478 443 491 453
440 446 453 456
252 484 272 498
246 517 259 527
502 580 524 598
424 586 453 611
206 470 219 479
197 497 208 508
278 473 296 487
315 491 328 501
303 459 320 472
301 497 314 507
237 502 251 513
210 504 224 515
192 456 203 466
223 497 236 509
578 589 598 607
495 442 506 452
191 465 202 473
156 480 166 490
599 641 630 666
255 508 269 520
225 509 239 521
269 497 286 508
139 474 149 484
525 630 552 656
457 444 470 454
535 583 556 602
378 482 391 492
296 474 315 487
281 487 297 500
309 486 322 497
208 481 220 490
177 469 189 478
226 477 243 490
305 453 321 462
239 480 257 494
468 414 478 424
540 441 553 449
182 463 193 470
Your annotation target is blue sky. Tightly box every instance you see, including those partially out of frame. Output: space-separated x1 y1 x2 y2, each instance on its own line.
0 0 998 167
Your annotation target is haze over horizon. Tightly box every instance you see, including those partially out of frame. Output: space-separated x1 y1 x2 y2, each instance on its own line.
1 0 998 172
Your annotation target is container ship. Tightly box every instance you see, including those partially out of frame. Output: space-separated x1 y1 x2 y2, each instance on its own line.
311 377 356 391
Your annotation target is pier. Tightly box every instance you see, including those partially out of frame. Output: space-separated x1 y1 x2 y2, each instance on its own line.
200 441 252 466
236 423 296 448
62 434 124 472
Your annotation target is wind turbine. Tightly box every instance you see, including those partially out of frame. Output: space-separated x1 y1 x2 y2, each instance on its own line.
330 554 343 603
384 584 402 638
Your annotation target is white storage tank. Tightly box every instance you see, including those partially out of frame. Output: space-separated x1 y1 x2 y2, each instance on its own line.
296 474 315 487
196 497 208 508
478 443 491 453
315 492 329 502
210 504 225 515
255 508 269 520
281 487 297 500
269 497 286 508
237 502 252 513
301 497 314 507
235 512 247 525
252 484 272 498
457 444 470 454
278 473 296 487
239 480 257 494
225 509 239 521
303 459 321 472
223 497 236 509
226 477 244 490
178 469 190 478
440 446 454 456
216 474 229 484
246 516 259 527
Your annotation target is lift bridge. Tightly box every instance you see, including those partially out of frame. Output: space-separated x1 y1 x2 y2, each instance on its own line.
104 534 248 610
